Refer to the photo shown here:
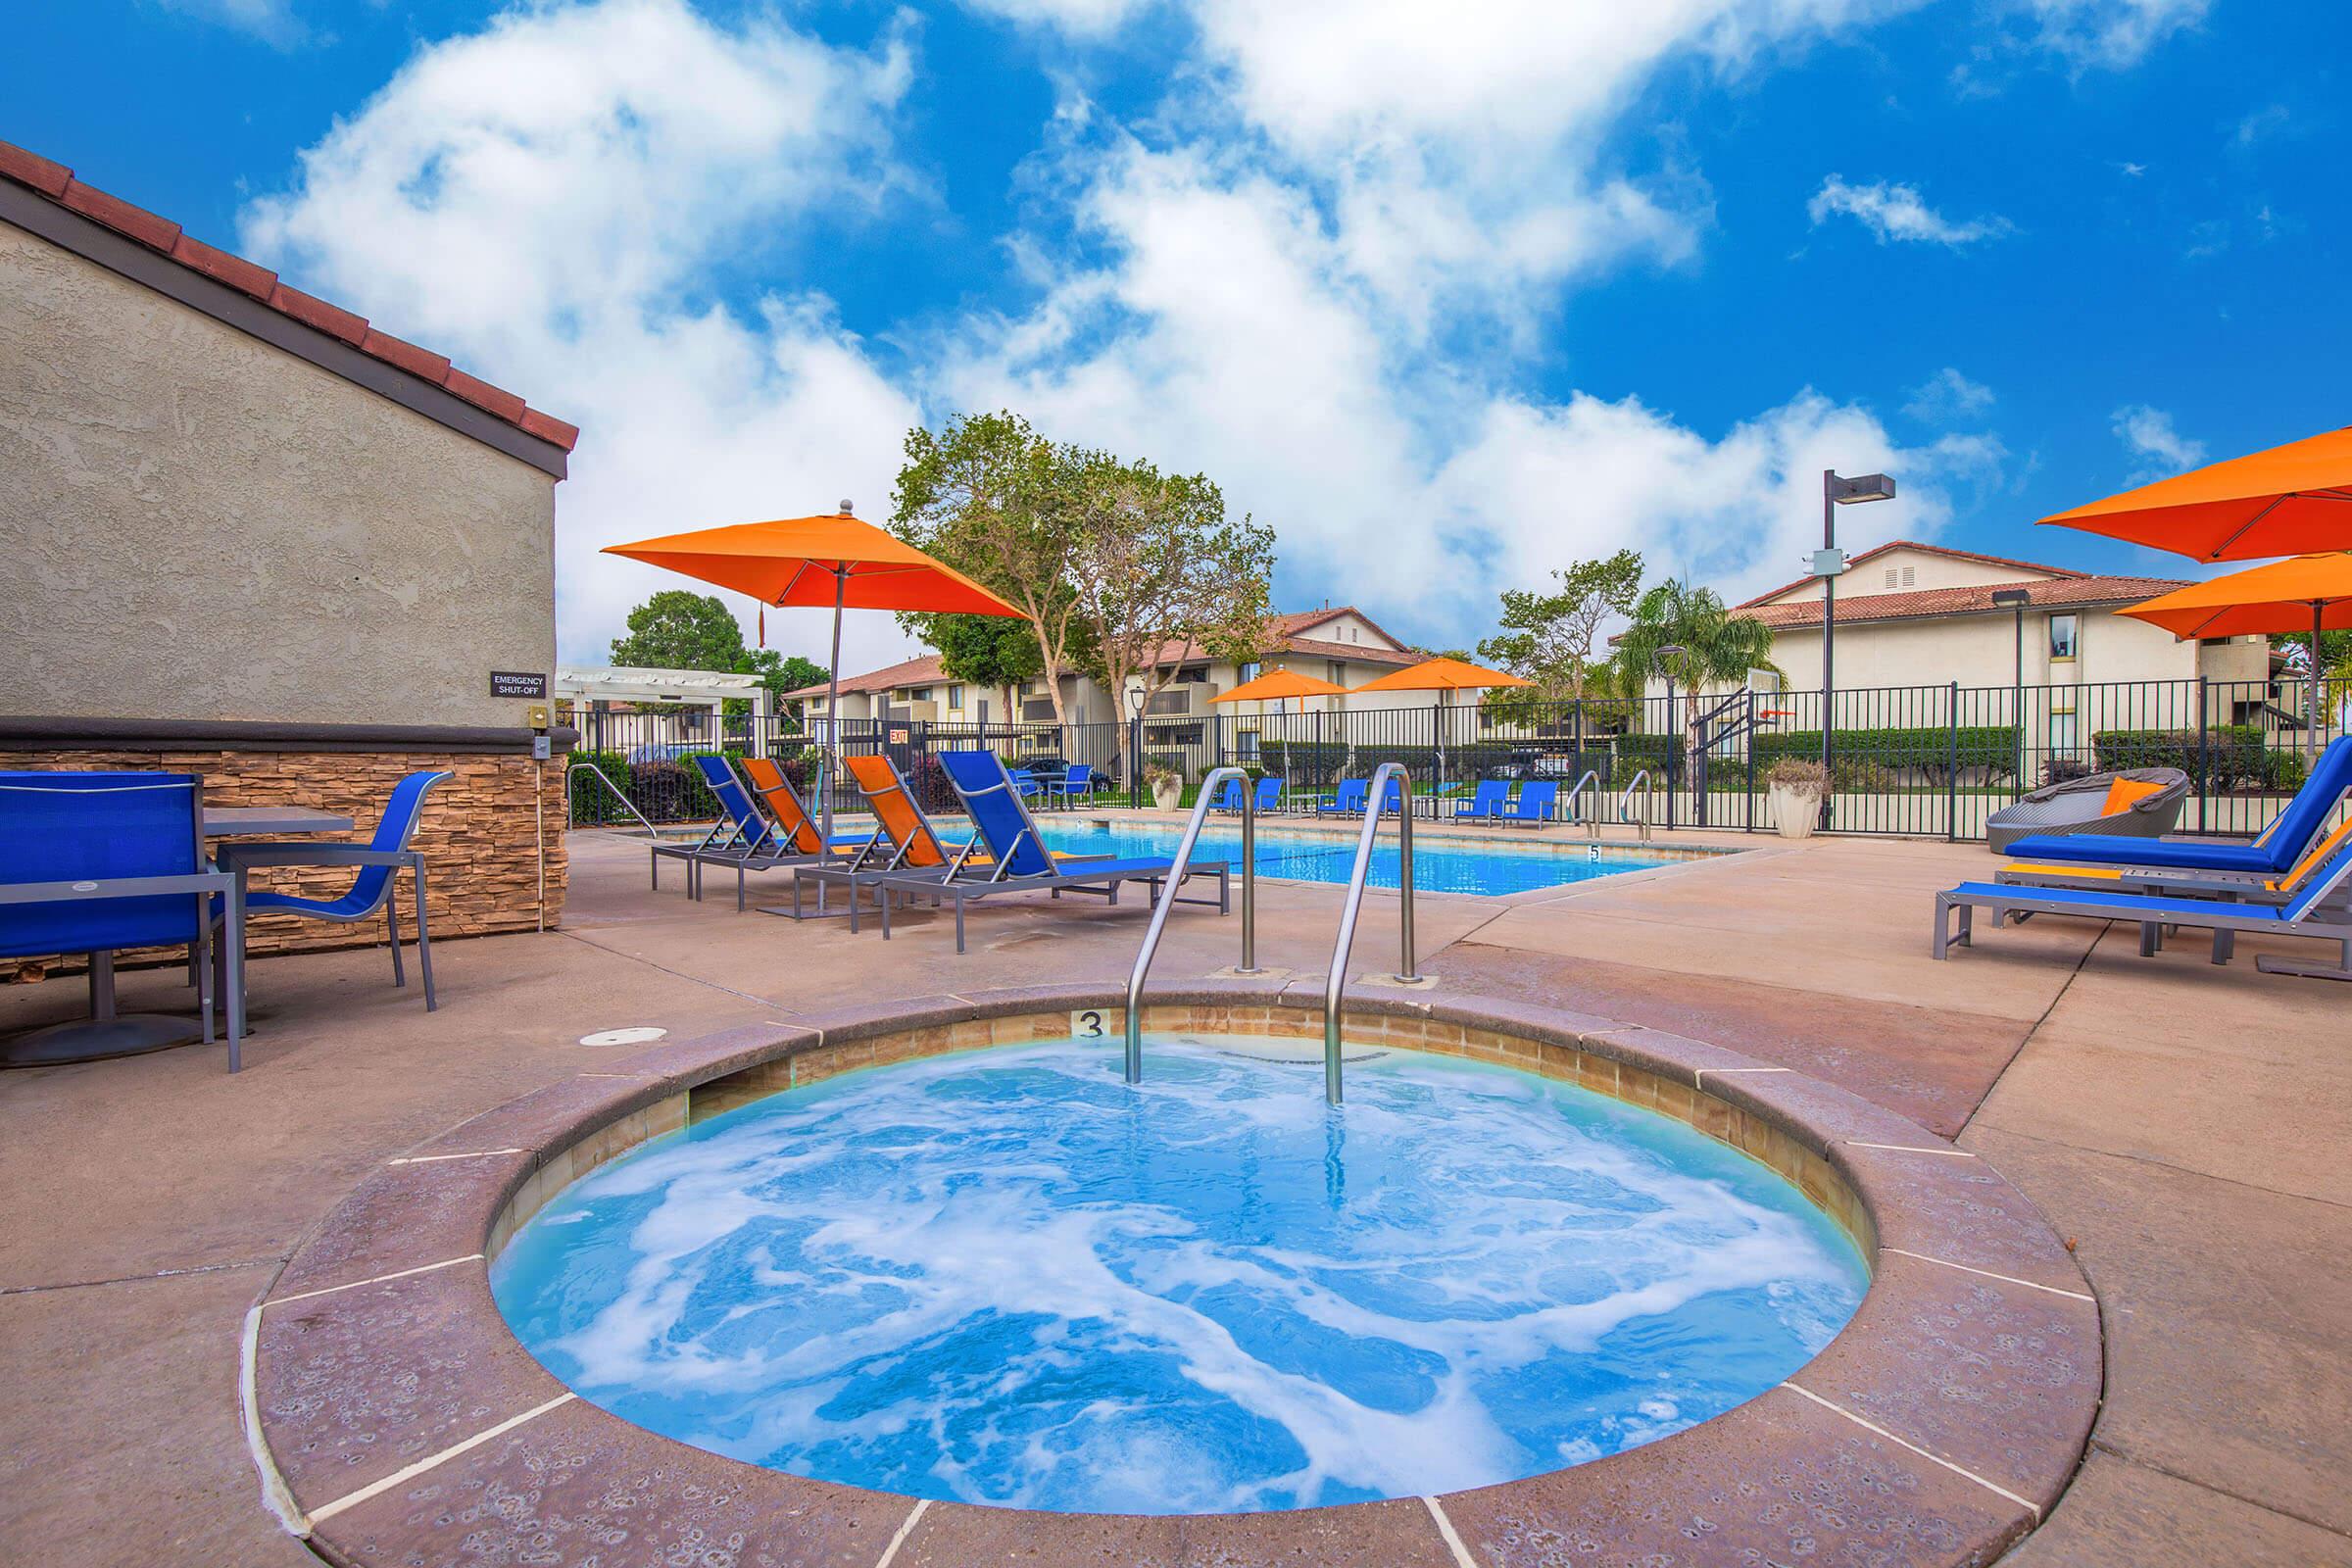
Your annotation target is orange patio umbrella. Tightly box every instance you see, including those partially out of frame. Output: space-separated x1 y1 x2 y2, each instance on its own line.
2119 553 2352 757
2039 425 2352 563
605 505 1023 840
1208 668 1350 706
1347 656 1534 697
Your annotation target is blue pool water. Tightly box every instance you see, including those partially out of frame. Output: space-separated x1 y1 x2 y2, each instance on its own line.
1030 820 1700 896
493 1039 1867 1514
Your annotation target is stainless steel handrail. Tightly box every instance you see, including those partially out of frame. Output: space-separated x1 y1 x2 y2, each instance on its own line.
1124 765 1254 1084
569 761 661 837
1566 768 1602 837
1618 769 1653 842
1323 761 1418 1105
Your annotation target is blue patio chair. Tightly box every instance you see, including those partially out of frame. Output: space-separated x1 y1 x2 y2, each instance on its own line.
1497 780 1558 827
0 770 244 1069
1208 776 1247 813
650 754 775 895
1046 763 1099 806
1007 766 1044 800
213 770 450 1011
1454 779 1509 820
1317 779 1369 816
1250 776 1284 815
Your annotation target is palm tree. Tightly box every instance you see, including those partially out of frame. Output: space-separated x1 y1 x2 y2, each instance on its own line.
1613 579 1779 790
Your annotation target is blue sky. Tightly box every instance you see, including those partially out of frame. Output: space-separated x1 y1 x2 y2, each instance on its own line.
6 0 2343 671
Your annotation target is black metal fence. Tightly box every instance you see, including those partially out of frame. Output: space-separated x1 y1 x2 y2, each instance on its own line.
565 676 2337 843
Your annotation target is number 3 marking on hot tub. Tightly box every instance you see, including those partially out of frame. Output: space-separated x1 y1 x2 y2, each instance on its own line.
1073 1009 1105 1038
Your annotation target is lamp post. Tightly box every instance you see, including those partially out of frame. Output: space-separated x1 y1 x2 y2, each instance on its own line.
1992 587 2031 795
1818 470 1897 828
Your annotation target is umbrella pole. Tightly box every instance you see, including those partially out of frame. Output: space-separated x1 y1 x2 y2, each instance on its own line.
823 569 845 848
2315 601 2327 764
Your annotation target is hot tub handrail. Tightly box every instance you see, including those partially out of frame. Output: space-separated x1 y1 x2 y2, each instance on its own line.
1124 764 1256 1084
1323 761 1419 1105
569 760 660 837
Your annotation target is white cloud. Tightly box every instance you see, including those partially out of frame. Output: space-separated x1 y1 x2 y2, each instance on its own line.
960 0 1152 33
1902 368 1996 423
1808 175 2012 246
240 0 929 671
2233 103 2290 148
2112 405 2206 482
238 0 2011 666
2004 0 2211 71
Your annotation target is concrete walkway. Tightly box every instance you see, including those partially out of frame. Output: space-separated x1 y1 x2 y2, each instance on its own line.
1 825 2345 1565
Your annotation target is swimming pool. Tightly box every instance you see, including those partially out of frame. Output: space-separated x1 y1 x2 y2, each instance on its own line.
1030 818 1712 895
493 1035 1866 1514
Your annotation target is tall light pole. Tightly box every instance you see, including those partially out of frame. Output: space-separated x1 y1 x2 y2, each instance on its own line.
1818 470 1897 827
1654 643 1688 830
1992 587 2031 795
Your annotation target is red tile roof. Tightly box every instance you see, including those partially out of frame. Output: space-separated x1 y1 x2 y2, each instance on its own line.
1736 540 2086 610
0 139 579 453
1734 572 2192 631
1142 607 1419 670
785 655 947 702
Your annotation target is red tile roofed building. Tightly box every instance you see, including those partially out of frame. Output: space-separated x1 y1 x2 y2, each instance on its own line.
1 139 583 961
1680 540 2271 704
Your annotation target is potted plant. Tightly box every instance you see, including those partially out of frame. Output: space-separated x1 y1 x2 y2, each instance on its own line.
1766 759 1827 841
1144 760 1182 811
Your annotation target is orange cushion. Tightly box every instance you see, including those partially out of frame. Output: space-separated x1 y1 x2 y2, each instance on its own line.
2101 778 2165 815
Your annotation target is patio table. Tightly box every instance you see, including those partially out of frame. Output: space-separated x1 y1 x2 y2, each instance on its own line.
0 806 355 1068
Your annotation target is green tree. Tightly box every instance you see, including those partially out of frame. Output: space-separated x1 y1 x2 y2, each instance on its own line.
907 611 1048 719
1477 549 1644 713
609 589 747 671
733 650 830 720
1064 451 1276 779
1612 578 1779 778
891 411 1090 725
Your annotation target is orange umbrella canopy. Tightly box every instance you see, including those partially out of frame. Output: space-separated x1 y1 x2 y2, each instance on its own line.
1348 657 1533 695
2118 554 2352 640
1209 669 1350 704
603 511 1022 615
2039 425 2352 563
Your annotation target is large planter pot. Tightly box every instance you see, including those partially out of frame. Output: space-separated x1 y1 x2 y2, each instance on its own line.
1769 786 1820 840
1151 780 1182 811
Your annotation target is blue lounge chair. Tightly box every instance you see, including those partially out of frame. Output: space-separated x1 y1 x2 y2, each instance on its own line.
1454 780 1508 820
1007 767 1044 800
1936 836 2352 982
1497 780 1558 827
2001 737 2352 877
213 770 451 1009
662 756 869 904
872 751 1230 953
1250 776 1284 815
651 755 773 894
0 771 245 1069
1214 776 1284 815
1208 776 1247 813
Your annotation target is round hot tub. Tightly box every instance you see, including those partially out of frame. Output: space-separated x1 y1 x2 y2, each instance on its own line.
249 986 2100 1568
491 1033 1868 1513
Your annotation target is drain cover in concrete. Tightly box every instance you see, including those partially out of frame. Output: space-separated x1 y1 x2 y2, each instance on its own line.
579 1026 668 1048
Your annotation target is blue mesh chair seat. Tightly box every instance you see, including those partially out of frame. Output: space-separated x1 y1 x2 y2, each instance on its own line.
213 769 450 1011
0 770 245 1069
1454 780 1508 819
2003 738 2352 874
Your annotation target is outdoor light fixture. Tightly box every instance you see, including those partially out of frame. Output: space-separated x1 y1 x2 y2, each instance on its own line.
1818 470 1898 829
1993 588 2033 791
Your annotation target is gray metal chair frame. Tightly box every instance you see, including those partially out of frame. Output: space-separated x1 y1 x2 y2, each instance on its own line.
212 771 450 1011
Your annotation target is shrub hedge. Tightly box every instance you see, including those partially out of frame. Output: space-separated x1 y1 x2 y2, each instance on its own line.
2092 725 2266 788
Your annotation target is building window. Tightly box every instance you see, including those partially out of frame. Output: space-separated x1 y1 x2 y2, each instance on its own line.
909 686 932 703
1327 660 1345 685
947 684 964 711
1238 731 1260 761
1239 661 1261 683
2048 613 2079 662
2049 710 2078 757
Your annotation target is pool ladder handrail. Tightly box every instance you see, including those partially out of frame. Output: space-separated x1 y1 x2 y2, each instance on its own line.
1619 769 1653 842
1323 761 1419 1105
568 760 661 837
1565 768 1603 838
1124 764 1259 1085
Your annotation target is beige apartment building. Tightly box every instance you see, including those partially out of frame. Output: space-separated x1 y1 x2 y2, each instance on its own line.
791 608 1423 733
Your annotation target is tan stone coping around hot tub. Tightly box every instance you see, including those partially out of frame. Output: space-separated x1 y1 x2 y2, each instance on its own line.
246 978 2102 1568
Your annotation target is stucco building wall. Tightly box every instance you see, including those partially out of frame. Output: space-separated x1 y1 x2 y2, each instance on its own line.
0 222 556 727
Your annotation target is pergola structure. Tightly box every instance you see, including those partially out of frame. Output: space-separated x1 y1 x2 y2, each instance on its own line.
553 665 773 756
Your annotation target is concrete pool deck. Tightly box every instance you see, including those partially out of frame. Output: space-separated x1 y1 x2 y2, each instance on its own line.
2 823 2347 1564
